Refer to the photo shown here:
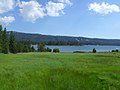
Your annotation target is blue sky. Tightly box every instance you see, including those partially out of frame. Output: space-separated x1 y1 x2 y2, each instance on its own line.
1 0 120 39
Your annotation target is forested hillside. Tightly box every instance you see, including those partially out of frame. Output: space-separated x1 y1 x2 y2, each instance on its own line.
10 31 120 46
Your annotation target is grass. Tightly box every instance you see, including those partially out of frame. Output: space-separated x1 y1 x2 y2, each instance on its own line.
0 52 120 90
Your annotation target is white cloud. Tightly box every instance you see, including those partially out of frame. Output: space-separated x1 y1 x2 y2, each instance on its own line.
0 16 15 26
19 1 45 23
0 0 16 14
18 0 72 22
88 2 120 15
58 0 72 6
46 1 65 16
46 0 72 17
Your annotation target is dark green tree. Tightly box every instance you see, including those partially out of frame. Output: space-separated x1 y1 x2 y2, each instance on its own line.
46 47 52 52
1 28 9 54
0 25 2 30
92 48 96 53
23 44 29 53
31 46 36 52
9 31 17 54
38 43 46 52
0 25 2 52
16 42 23 53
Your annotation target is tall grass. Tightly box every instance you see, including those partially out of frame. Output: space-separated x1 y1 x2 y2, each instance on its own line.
0 52 120 90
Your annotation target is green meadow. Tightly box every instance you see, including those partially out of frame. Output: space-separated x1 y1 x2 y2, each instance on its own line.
0 52 120 90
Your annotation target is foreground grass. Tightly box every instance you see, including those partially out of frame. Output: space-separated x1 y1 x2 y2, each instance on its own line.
0 52 120 90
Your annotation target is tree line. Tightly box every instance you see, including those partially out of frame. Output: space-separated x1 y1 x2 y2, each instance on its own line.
0 25 35 54
45 41 80 46
0 25 60 54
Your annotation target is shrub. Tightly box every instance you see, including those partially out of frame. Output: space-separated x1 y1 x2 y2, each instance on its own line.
53 48 60 53
116 49 119 52
112 50 115 52
112 49 119 52
73 51 85 53
46 47 52 52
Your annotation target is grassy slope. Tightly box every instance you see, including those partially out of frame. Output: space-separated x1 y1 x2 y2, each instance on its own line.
0 52 120 90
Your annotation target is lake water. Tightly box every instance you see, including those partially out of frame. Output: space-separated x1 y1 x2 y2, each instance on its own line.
46 45 120 52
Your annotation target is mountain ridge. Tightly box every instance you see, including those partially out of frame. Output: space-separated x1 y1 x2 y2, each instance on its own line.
8 31 120 46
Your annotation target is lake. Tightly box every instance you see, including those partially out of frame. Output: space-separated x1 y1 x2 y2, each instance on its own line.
46 45 120 52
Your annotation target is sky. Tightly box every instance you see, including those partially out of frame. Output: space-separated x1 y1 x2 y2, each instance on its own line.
1 0 120 39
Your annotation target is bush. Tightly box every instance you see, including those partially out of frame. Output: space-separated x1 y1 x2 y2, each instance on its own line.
73 51 85 53
92 48 96 53
46 47 52 52
53 48 60 53
112 49 119 52
112 50 115 52
116 49 119 52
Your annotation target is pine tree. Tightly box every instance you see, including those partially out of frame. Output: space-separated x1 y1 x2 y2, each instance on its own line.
9 31 17 54
1 28 9 54
92 48 96 53
0 25 2 52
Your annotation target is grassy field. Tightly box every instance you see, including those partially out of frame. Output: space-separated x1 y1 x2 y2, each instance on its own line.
0 52 120 90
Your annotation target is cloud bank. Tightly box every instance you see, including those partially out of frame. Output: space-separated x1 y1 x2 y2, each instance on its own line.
88 2 120 15
1 0 120 25
0 0 72 24
18 0 72 22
